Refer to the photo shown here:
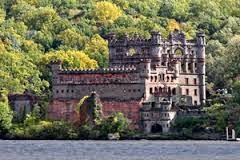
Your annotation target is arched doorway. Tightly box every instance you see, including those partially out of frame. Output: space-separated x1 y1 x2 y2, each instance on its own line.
151 124 163 133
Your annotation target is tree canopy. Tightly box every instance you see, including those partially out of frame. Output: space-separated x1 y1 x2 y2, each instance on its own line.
0 0 239 98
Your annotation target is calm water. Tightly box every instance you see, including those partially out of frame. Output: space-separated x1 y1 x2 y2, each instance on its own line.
0 140 239 160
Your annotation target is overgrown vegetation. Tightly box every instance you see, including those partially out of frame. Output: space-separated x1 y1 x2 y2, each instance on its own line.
0 0 239 96
172 82 240 138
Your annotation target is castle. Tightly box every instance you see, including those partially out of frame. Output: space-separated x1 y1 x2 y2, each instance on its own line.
48 30 206 133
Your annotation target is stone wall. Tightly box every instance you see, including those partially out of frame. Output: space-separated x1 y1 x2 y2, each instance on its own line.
48 98 143 129
102 99 143 129
48 99 80 123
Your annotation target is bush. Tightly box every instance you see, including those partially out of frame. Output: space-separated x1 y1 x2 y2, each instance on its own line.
99 112 129 137
78 112 129 139
0 90 13 137
9 121 78 140
171 117 205 133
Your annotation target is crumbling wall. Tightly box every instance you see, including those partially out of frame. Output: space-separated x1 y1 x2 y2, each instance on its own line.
48 99 79 123
101 99 143 129
48 98 143 129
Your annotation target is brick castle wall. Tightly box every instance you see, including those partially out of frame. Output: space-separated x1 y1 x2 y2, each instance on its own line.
48 99 143 129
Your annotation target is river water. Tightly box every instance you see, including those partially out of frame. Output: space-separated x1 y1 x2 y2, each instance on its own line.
0 140 239 160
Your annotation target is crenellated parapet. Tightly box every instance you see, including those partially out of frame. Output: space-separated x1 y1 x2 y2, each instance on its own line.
107 30 202 48
59 66 137 74
107 33 155 47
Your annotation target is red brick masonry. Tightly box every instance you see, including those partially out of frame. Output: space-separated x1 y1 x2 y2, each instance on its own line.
48 99 142 129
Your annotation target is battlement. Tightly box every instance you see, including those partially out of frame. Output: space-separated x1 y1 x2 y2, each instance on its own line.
108 35 153 47
107 30 201 48
59 66 137 74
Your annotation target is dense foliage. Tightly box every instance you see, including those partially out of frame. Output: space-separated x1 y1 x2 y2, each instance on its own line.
0 0 239 96
0 90 13 137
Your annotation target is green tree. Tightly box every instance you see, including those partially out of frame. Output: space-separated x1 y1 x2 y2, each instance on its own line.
42 50 98 69
95 1 122 25
0 51 49 95
57 28 86 50
232 81 240 104
100 112 129 136
84 34 109 68
0 89 13 137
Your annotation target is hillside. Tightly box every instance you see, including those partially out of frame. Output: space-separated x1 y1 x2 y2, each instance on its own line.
0 0 239 96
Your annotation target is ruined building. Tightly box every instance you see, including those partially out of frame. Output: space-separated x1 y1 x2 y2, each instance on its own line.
48 30 206 133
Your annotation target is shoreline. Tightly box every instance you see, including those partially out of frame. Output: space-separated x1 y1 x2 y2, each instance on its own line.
1 134 226 141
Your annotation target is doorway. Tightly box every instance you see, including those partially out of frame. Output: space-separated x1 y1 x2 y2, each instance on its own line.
151 123 163 133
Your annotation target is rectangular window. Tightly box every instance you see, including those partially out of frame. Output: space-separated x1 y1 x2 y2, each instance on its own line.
155 76 157 82
186 89 189 95
194 78 197 85
150 88 153 94
181 63 185 72
185 78 189 85
194 89 198 96
188 63 192 71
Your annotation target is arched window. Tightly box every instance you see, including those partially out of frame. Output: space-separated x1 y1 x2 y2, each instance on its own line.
167 76 170 82
168 87 171 94
155 87 158 92
188 63 192 71
155 76 157 82
128 48 136 56
150 88 153 94
175 48 184 56
159 87 162 93
181 63 185 72
172 88 176 95
150 76 153 82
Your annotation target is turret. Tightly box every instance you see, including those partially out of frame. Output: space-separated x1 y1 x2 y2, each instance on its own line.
196 32 206 59
49 60 62 84
151 31 161 45
173 60 180 78
106 32 116 47
138 59 151 79
196 32 206 105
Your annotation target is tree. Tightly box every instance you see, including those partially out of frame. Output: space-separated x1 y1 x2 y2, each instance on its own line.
57 28 86 50
100 112 129 135
84 34 109 68
0 51 49 95
232 81 240 104
42 50 98 69
167 19 180 32
0 89 13 137
159 0 190 21
0 8 5 24
94 1 122 25
224 35 240 79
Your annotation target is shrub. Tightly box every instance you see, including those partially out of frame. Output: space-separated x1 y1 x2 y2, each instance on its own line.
171 117 205 133
99 112 129 137
9 120 78 140
0 90 13 137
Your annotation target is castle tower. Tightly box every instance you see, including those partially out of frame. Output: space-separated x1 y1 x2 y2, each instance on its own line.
196 32 206 105
137 59 151 100
49 60 62 84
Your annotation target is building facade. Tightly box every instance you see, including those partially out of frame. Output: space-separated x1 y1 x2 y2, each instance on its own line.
48 30 206 133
